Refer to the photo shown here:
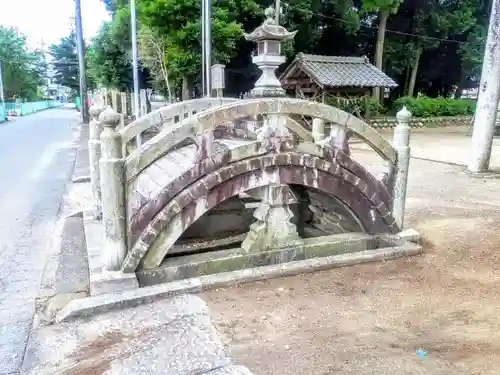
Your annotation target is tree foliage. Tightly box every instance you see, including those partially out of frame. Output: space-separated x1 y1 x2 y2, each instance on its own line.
0 26 46 100
87 22 134 91
88 0 491 100
137 0 261 97
138 26 172 99
49 33 79 92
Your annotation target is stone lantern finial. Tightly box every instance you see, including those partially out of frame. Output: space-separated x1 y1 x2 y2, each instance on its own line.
264 6 275 23
243 6 297 98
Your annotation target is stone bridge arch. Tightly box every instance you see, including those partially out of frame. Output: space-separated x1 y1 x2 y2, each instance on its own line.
90 4 418 290
122 151 397 272
118 97 313 156
123 98 396 183
119 97 399 273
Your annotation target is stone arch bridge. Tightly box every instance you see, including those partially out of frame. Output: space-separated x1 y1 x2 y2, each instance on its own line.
89 95 419 289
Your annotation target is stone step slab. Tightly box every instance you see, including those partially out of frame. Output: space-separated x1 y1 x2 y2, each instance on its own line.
22 294 255 375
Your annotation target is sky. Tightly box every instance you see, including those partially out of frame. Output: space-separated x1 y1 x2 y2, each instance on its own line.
0 0 110 49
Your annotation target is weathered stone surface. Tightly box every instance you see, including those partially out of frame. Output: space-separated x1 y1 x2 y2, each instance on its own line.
393 106 412 229
307 190 363 234
58 240 423 322
23 294 254 375
100 107 127 271
128 140 393 245
124 97 397 182
123 152 397 272
88 105 104 219
83 210 139 296
208 366 255 375
241 184 303 252
138 232 377 285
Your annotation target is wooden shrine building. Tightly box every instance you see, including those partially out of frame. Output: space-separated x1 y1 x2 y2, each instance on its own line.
280 53 398 118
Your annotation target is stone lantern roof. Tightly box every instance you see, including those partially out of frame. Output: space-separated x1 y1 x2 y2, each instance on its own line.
243 7 297 42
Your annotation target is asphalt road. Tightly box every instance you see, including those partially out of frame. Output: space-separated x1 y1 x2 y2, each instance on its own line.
0 109 80 375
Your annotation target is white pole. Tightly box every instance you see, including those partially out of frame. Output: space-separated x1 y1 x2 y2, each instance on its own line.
131 0 142 147
275 0 281 24
75 0 89 123
468 0 500 173
201 0 206 96
0 61 4 107
204 0 212 97
0 61 4 121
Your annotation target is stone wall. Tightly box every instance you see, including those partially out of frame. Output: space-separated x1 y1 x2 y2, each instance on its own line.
369 115 472 129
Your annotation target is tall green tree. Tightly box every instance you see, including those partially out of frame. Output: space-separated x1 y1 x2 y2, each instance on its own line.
49 33 97 95
406 0 475 96
87 22 134 90
0 26 46 100
49 33 79 93
137 0 261 98
362 0 403 101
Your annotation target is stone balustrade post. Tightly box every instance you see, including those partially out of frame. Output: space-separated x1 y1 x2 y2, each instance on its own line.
392 106 412 229
312 118 325 143
140 89 148 116
120 92 128 117
89 105 105 219
111 91 120 112
99 107 127 271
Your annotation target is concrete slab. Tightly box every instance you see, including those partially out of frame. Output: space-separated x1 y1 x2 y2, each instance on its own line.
56 241 422 323
72 123 90 183
138 232 379 286
55 211 89 294
83 210 140 296
22 294 254 375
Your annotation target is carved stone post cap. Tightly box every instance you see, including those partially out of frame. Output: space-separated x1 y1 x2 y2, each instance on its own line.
396 106 412 123
89 104 105 118
99 106 121 128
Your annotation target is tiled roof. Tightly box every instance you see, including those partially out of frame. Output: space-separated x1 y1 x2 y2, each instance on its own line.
280 53 398 88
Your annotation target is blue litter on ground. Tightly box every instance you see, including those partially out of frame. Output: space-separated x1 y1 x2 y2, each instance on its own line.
416 348 427 359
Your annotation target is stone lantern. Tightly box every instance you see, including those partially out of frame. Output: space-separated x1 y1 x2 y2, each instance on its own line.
244 7 297 98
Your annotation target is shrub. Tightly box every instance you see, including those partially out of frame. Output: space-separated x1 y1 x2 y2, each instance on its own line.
393 95 475 117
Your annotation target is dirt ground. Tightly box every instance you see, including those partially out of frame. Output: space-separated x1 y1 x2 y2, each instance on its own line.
202 130 500 375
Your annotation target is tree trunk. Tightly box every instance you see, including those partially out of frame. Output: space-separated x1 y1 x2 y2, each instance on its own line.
407 47 422 97
181 76 193 101
403 66 410 94
454 70 466 99
372 9 390 102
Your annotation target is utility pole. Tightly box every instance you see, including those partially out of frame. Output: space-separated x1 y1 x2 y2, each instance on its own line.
40 39 50 96
468 0 500 173
75 0 89 124
275 0 281 24
201 0 206 96
204 0 212 96
0 61 5 118
130 0 141 146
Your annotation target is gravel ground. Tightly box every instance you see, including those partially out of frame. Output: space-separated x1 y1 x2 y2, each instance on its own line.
202 129 500 375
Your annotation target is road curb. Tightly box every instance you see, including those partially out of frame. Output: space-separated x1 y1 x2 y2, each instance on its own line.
35 120 87 321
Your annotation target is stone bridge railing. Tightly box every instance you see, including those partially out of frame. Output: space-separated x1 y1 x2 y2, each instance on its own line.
88 98 413 273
